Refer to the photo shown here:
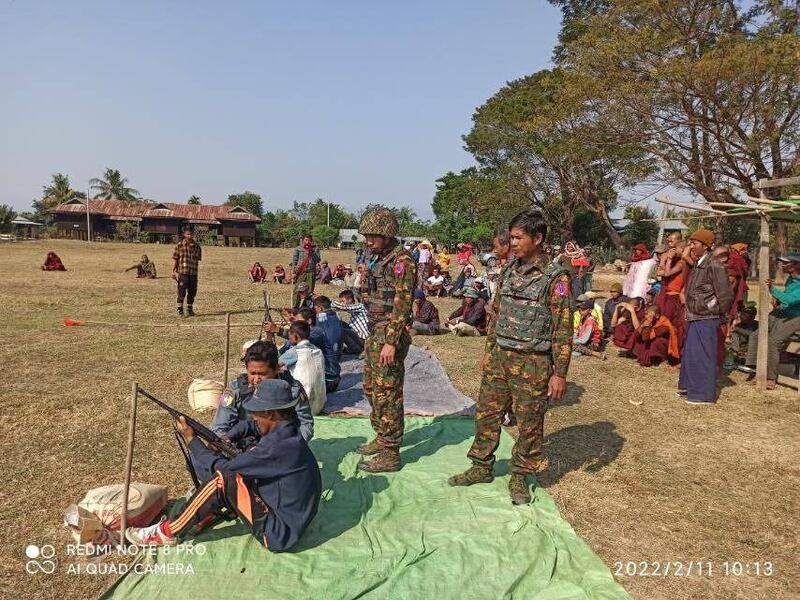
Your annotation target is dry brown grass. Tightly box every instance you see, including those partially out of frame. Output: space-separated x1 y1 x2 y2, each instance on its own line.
1 241 798 599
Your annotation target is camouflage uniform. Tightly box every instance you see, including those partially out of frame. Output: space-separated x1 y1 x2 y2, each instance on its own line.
357 209 416 471
466 255 573 476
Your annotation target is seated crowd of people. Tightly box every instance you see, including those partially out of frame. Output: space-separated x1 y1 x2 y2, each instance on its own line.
233 226 795 400
575 229 798 398
246 260 364 289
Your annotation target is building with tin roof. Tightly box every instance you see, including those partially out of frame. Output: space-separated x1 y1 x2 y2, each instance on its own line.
49 198 260 246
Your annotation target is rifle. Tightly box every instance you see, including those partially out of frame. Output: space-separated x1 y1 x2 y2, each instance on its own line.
259 289 276 342
138 388 241 488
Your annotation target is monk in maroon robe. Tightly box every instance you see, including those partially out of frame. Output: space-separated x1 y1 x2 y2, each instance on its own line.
611 297 646 355
632 306 681 367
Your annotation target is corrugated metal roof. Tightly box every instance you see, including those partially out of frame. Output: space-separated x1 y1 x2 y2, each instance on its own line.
12 218 43 226
49 199 260 223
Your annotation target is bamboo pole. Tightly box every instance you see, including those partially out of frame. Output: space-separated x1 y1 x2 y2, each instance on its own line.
656 197 726 214
120 382 138 547
755 175 800 189
65 320 271 328
747 195 800 207
707 201 761 209
223 312 231 384
642 211 763 223
756 197 771 391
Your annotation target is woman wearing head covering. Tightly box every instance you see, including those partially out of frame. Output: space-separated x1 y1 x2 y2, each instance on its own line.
410 290 440 335
623 244 655 300
42 251 66 271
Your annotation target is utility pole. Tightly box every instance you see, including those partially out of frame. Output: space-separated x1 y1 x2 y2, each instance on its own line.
327 201 330 227
86 186 92 243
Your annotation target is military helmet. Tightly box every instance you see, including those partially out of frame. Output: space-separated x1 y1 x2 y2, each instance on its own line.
359 207 398 238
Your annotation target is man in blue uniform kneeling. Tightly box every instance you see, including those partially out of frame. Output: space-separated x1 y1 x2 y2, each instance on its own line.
126 379 322 552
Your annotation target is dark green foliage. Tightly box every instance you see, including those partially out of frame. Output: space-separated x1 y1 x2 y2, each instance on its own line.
621 206 659 249
226 191 263 218
0 204 17 233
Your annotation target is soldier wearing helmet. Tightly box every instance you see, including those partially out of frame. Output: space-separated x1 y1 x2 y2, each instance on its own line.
355 207 416 472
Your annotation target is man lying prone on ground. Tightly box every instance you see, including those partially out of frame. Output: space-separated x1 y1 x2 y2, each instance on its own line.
126 379 322 552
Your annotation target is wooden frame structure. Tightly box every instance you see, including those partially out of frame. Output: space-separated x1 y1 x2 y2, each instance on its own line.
654 176 800 392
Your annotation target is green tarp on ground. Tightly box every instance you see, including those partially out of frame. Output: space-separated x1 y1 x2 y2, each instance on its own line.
103 416 630 600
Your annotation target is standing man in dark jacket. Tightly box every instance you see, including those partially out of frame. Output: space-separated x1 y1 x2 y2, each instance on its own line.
125 379 322 552
172 226 202 316
678 229 733 404
292 235 321 309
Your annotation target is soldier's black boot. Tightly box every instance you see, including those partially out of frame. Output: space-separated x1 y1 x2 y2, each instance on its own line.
356 439 381 456
448 465 494 487
357 449 400 473
177 304 184 317
187 305 195 317
508 474 532 505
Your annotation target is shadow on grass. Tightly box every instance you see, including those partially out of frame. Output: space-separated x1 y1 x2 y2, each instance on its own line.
537 421 624 486
488 421 623 487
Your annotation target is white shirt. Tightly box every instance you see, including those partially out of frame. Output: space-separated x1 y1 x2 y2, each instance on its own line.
427 275 444 286
418 248 432 264
281 339 327 415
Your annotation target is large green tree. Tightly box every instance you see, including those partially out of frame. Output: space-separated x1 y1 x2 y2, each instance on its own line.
307 198 358 229
34 173 86 220
431 168 514 247
89 168 141 202
621 206 659 248
560 0 799 207
225 191 263 218
0 204 16 233
464 69 647 246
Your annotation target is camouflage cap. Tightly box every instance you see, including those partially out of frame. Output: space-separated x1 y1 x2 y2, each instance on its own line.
359 207 398 238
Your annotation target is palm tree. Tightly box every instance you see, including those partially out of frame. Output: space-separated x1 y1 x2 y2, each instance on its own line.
33 173 86 219
187 195 202 205
42 173 85 204
89 168 141 202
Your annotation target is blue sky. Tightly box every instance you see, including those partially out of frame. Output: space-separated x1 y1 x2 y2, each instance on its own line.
0 1 562 219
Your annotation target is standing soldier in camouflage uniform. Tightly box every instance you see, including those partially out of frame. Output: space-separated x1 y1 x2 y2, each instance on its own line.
449 209 573 504
291 235 321 309
356 207 416 472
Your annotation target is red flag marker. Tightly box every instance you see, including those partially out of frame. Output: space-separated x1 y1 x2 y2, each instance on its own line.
64 316 83 327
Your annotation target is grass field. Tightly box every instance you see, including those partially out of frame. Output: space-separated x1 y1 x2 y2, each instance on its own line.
2 240 798 600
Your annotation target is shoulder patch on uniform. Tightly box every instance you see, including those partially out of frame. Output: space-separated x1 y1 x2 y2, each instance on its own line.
394 261 405 277
220 391 234 407
554 281 568 297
